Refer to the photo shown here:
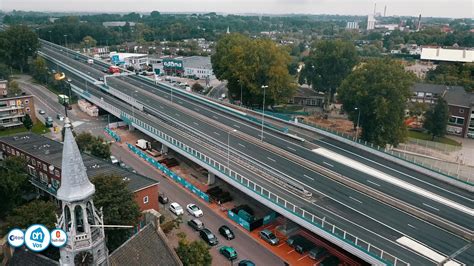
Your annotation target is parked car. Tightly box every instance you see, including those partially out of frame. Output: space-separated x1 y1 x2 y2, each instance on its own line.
187 219 204 231
169 202 184 216
56 114 64 121
199 228 218 246
238 260 255 266
186 203 203 217
259 229 279 245
218 225 235 240
38 109 46 115
294 237 315 254
158 193 169 204
309 246 328 260
320 255 340 266
286 234 305 247
110 155 119 164
45 117 53 128
219 246 237 261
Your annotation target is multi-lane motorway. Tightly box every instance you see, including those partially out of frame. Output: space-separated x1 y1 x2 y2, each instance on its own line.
39 41 473 265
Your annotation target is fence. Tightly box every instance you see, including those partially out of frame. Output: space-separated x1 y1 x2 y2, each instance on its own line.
126 143 210 202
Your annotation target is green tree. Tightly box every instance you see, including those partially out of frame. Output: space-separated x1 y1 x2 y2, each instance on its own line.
31 57 49 84
6 200 57 230
92 174 141 252
8 80 21 95
299 40 358 104
191 82 204 93
176 235 212 266
0 157 29 216
0 63 10 80
81 35 97 48
423 97 449 140
338 59 416 146
425 63 474 92
23 113 33 131
75 132 111 159
212 33 296 106
1 25 39 72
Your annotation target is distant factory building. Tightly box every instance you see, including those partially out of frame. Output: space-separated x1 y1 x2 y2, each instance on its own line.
346 22 359 30
367 15 376 30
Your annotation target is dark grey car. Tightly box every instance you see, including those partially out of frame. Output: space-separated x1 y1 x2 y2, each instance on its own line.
187 219 204 231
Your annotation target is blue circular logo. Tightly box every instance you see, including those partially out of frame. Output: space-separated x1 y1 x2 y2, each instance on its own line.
24 224 51 252
7 228 25 247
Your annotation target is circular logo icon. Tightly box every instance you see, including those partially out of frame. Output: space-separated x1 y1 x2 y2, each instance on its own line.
50 228 67 248
24 224 50 252
7 228 25 247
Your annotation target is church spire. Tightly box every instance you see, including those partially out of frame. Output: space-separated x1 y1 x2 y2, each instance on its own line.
226 26 230 34
57 117 95 202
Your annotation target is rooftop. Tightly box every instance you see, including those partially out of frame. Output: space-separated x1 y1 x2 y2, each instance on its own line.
109 223 182 266
295 85 325 98
181 56 212 69
0 132 158 193
6 248 59 266
411 83 474 108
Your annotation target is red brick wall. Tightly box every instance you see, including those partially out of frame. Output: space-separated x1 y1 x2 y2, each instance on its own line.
133 185 159 212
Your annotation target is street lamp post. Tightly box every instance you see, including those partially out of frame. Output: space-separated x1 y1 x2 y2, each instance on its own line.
260 85 268 142
131 90 138 121
227 129 237 169
48 30 52 42
238 79 243 107
355 107 361 141
64 34 68 56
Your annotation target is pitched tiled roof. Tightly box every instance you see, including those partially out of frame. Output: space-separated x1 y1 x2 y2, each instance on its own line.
109 224 182 266
7 248 59 266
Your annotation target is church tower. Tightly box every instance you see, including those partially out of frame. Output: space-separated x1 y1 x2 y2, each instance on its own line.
56 118 108 266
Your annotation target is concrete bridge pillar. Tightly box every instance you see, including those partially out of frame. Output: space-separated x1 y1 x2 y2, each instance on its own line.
161 144 169 155
207 172 216 185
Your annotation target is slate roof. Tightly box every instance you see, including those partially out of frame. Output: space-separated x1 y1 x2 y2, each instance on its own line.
411 83 474 108
109 223 182 266
6 248 59 266
0 132 158 193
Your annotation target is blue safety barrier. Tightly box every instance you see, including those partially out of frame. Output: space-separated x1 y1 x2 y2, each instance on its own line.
127 143 210 202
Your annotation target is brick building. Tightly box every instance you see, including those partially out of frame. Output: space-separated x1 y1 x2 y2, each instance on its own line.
410 83 474 138
0 80 37 128
0 132 159 212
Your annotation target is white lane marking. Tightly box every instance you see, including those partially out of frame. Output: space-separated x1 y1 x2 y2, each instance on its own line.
317 139 472 202
349 196 363 204
323 161 334 168
297 254 309 261
178 101 183 104
422 203 440 212
160 106 164 109
303 174 314 181
407 224 416 229
175 113 180 116
277 243 285 247
287 250 295 254
267 157 276 162
213 131 220 136
233 124 240 128
194 108 199 111
396 236 462 265
366 180 381 187
287 146 296 151
193 122 199 126
212 115 218 119
312 148 473 215
238 143 246 148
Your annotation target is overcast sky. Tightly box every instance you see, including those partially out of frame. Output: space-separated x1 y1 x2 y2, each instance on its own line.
1 0 472 18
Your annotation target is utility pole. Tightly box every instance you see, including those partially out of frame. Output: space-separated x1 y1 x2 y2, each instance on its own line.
261 85 268 141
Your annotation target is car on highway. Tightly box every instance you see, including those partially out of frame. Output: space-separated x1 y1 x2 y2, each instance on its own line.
169 202 184 216
110 155 119 164
199 228 218 246
259 229 279 245
187 218 204 231
186 203 203 217
219 246 237 261
158 193 169 204
238 260 255 266
38 109 46 115
218 225 235 240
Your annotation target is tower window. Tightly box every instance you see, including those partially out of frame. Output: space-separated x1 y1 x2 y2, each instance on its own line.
74 205 85 233
143 196 149 204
